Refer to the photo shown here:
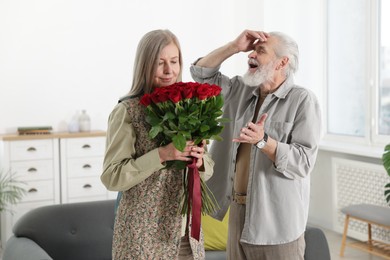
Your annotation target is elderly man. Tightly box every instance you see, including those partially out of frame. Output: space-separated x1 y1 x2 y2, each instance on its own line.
190 30 322 260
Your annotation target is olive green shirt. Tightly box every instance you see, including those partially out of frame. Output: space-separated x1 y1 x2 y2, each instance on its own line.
101 102 214 191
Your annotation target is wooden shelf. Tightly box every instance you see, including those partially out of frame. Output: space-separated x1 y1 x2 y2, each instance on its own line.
0 130 106 141
348 240 390 259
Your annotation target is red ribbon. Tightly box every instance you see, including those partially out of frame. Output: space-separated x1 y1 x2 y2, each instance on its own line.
186 157 202 241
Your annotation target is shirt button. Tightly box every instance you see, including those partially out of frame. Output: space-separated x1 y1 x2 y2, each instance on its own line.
230 177 234 182
227 195 231 200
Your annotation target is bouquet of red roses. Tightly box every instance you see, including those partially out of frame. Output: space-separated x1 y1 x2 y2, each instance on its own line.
140 81 228 240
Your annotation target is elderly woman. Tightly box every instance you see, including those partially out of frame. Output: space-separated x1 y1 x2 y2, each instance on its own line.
101 29 214 260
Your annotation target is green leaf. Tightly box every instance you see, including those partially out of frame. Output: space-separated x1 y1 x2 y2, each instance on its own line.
200 124 210 132
208 125 224 136
183 131 192 140
179 115 188 124
385 188 390 196
385 185 390 204
0 170 26 213
146 114 163 126
188 117 200 126
162 128 176 139
193 137 203 145
168 120 179 131
217 117 231 123
149 125 163 138
382 144 390 205
163 111 176 121
172 133 186 151
383 144 390 177
211 135 223 141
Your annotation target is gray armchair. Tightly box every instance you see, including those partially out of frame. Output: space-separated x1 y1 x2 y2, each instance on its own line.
3 200 115 260
3 200 226 260
3 200 330 260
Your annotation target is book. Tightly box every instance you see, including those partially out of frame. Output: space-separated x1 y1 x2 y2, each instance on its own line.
17 126 53 135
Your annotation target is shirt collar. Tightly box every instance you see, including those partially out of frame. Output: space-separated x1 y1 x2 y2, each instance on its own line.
269 76 294 99
249 76 295 99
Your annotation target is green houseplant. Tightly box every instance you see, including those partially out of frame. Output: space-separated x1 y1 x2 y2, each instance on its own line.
383 144 390 206
0 169 26 213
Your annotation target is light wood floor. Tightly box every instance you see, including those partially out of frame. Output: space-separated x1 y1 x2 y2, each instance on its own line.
323 227 387 260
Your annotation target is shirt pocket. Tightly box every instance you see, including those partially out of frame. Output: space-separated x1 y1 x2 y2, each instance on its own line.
266 121 294 143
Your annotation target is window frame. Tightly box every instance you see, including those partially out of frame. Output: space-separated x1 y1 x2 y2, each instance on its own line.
323 0 388 152
373 0 390 144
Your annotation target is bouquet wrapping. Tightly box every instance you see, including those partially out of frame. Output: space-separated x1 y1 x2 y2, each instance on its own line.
140 81 228 240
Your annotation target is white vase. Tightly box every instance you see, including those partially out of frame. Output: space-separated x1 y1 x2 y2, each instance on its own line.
79 110 91 132
68 111 80 133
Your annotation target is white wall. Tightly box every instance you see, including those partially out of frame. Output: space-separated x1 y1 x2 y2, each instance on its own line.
263 0 326 108
0 0 258 133
0 0 324 135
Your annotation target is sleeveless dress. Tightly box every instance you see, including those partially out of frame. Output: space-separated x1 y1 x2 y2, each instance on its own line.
112 96 205 260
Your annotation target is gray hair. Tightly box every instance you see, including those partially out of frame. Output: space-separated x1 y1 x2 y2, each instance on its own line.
269 31 299 77
129 29 183 96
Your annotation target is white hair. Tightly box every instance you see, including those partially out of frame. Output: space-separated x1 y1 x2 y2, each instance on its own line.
269 31 299 77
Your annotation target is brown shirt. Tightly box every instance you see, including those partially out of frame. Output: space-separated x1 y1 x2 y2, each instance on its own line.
234 91 267 194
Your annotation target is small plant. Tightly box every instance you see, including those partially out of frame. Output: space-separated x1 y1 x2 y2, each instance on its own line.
0 169 26 213
383 144 390 206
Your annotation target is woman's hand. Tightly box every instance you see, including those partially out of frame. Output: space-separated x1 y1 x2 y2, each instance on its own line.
190 140 206 168
158 140 206 168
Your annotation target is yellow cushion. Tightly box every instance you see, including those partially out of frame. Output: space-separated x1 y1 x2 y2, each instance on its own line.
202 208 229 250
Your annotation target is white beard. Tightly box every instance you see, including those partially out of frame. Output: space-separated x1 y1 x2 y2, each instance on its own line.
242 61 275 87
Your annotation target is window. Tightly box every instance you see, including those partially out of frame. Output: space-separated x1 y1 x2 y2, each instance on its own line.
379 0 390 136
327 0 389 144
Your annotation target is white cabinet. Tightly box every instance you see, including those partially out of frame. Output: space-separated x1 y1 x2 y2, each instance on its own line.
60 136 116 203
0 138 60 245
0 131 114 246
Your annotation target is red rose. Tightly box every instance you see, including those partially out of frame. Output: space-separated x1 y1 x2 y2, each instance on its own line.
187 82 200 88
169 88 182 103
211 84 222 96
175 82 187 88
151 87 169 103
196 84 213 100
140 94 152 106
181 85 195 99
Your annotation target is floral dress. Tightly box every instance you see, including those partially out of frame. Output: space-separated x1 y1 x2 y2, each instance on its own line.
112 96 205 260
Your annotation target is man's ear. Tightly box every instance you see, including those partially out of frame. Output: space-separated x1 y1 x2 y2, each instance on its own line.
277 57 289 70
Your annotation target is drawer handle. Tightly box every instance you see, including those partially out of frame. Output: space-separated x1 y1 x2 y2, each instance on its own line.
27 167 37 172
27 147 37 152
82 164 91 169
28 188 38 193
83 184 92 189
82 144 91 149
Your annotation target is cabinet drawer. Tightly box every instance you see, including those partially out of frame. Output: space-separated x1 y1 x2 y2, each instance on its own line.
67 177 107 198
21 180 55 202
10 160 54 181
65 137 105 158
9 140 53 161
66 157 103 178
